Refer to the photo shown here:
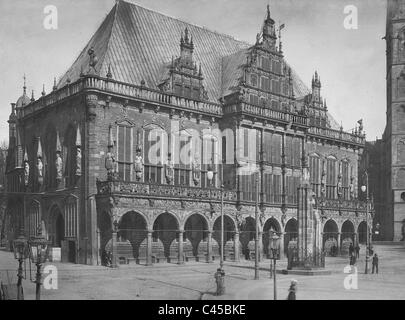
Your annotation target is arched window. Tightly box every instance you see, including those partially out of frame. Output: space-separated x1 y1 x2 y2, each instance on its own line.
44 124 57 189
341 160 350 199
117 123 134 181
64 125 77 187
326 156 337 199
144 125 166 184
29 201 40 237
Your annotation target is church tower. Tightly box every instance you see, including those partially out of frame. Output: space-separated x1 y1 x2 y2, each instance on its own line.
384 0 405 241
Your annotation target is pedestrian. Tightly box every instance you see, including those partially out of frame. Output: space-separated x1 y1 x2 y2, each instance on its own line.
214 268 225 296
349 243 354 257
287 279 298 300
355 244 360 259
372 253 379 274
245 247 250 260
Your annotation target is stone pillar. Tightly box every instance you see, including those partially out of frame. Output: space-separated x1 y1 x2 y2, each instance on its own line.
146 230 153 266
234 232 240 262
111 230 118 268
337 232 341 255
207 231 213 263
354 232 358 246
258 231 263 262
178 230 184 265
297 184 314 263
279 232 285 259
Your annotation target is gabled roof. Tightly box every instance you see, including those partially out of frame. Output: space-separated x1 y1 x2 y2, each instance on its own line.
58 0 310 103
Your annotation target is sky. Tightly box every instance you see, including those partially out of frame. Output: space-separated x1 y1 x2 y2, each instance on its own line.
0 0 387 144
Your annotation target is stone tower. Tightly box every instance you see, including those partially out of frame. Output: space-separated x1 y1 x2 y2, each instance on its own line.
384 0 405 241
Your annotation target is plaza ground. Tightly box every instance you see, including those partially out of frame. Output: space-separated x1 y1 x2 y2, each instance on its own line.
0 243 404 300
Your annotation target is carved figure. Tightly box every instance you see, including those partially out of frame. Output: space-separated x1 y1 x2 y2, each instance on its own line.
105 151 116 180
24 161 29 186
37 157 43 184
192 154 201 186
76 147 82 176
134 147 144 181
165 153 174 184
55 152 63 183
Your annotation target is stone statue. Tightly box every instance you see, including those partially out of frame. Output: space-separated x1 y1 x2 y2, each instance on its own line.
24 161 30 186
134 147 144 181
37 157 43 184
321 161 326 197
337 175 343 198
55 152 63 183
76 147 82 176
192 154 201 186
349 176 355 199
105 151 116 180
165 153 174 184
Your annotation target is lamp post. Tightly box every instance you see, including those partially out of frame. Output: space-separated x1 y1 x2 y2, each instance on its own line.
28 227 49 300
254 172 259 280
361 171 369 274
269 227 280 300
13 229 29 300
207 159 225 295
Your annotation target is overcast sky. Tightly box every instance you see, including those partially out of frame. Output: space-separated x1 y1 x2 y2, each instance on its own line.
0 0 387 143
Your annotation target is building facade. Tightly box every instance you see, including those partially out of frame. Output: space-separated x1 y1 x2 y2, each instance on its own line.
5 1 368 265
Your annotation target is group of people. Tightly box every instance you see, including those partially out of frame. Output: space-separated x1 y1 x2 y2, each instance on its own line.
348 243 379 273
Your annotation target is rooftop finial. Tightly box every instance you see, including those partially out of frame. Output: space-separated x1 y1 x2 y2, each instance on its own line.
31 90 35 102
184 27 189 43
42 84 46 96
107 64 112 79
267 4 271 20
53 77 57 91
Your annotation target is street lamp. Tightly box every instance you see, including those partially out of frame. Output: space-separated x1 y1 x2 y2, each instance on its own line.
13 229 29 300
269 227 280 300
207 160 225 295
28 226 49 300
361 171 370 274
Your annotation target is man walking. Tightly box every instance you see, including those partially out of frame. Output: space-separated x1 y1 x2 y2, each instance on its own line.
349 243 354 257
372 253 379 274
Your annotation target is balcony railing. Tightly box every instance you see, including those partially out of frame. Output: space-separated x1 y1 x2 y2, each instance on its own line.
308 126 365 146
96 180 237 202
315 197 367 211
223 102 309 126
21 75 223 118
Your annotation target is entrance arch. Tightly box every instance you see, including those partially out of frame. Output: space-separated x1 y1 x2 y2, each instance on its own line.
153 212 180 260
98 211 112 266
323 219 339 256
239 217 256 260
358 221 368 244
184 214 209 258
213 215 236 260
341 220 355 254
118 211 148 261
284 218 298 256
49 205 64 248
263 218 281 258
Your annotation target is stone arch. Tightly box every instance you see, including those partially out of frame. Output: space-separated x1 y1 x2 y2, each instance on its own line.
263 217 281 257
98 210 112 265
116 211 148 261
213 214 237 257
48 204 64 248
284 218 298 255
184 213 209 257
323 219 339 256
152 212 180 259
341 220 355 254
239 216 256 260
357 221 368 244
28 200 41 237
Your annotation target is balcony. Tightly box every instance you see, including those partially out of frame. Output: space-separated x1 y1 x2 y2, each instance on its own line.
96 180 238 202
20 75 223 118
308 126 365 147
223 102 309 127
315 197 368 212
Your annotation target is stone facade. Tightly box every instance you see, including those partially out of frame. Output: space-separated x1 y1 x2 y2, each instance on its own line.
4 1 368 265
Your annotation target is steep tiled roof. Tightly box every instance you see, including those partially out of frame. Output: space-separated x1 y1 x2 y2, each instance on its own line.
58 0 311 102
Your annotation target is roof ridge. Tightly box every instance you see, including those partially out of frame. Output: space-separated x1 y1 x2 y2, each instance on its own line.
100 1 121 77
121 0 252 47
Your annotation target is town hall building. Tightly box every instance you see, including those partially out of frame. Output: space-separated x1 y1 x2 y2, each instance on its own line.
4 1 369 265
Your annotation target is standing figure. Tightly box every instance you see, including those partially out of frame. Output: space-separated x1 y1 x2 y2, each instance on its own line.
105 151 116 181
372 253 379 274
134 147 144 181
192 154 201 186
55 152 63 183
165 153 174 184
24 160 30 187
37 157 43 185
76 147 82 176
287 280 298 300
